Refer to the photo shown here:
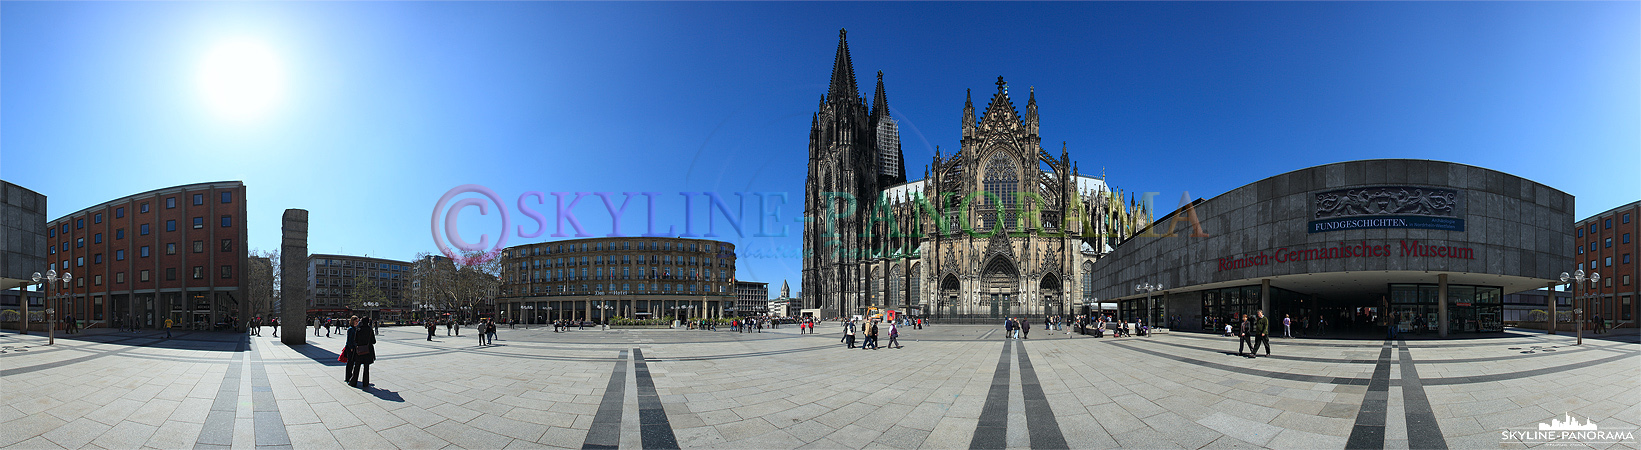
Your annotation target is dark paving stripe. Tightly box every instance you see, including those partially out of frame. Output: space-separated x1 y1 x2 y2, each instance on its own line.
0 343 151 376
1014 340 1066 449
196 339 248 449
632 348 678 450
1398 340 1448 450
1146 336 1610 365
247 339 292 449
1416 350 1640 385
1345 341 1394 450
1169 331 1557 348
582 350 629 450
969 341 1012 450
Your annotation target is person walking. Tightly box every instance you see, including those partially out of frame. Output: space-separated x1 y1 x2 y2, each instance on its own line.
866 319 880 349
1282 314 1292 338
314 318 321 337
425 320 436 341
346 316 377 389
1021 318 1030 339
1237 314 1253 356
271 318 279 337
886 321 901 349
343 316 360 385
1004 317 1016 340
1252 310 1271 357
164 317 173 339
487 319 498 344
843 320 857 349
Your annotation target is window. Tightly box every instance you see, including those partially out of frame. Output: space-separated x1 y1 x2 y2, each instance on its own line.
221 239 232 252
1591 224 1598 234
48 228 54 238
1625 254 1632 265
49 246 55 255
140 270 150 282
221 192 232 203
1606 257 1613 267
166 268 176 280
1625 275 1632 286
116 272 125 284
166 220 176 232
141 246 150 257
116 229 124 240
166 197 176 209
94 213 102 224
1607 238 1613 248
76 257 83 267
1606 218 1612 229
222 265 233 279
1579 246 1585 255
115 207 124 218
1625 213 1632 224
94 275 102 286
140 224 150 235
115 250 124 261
193 241 204 253
193 194 204 205
76 238 84 248
76 218 83 229
193 217 204 229
94 254 102 264
94 233 102 244
193 266 204 279
1625 233 1631 244
167 243 176 255
61 224 67 234
141 203 149 213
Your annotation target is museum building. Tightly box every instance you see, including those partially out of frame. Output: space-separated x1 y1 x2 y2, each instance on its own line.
1086 160 1573 337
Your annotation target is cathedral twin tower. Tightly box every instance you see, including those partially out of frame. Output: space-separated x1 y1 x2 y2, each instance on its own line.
802 30 1148 321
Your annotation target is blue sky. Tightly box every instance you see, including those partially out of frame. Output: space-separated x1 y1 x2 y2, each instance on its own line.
4 2 1637 295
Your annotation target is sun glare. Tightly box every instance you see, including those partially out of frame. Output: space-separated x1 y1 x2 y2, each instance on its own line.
197 39 284 120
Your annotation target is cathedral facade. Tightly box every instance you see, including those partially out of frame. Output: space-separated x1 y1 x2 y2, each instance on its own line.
802 30 1150 321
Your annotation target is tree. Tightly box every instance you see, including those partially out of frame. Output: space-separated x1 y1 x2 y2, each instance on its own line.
405 250 502 322
348 273 387 312
246 249 280 319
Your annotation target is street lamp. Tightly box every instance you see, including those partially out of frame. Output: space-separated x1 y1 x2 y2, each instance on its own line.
31 269 70 345
1135 283 1162 327
1560 269 1600 346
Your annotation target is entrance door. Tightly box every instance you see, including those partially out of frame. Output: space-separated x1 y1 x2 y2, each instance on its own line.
989 294 1000 318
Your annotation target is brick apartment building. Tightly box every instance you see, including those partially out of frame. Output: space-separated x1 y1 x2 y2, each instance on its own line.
1573 200 1638 329
45 181 248 330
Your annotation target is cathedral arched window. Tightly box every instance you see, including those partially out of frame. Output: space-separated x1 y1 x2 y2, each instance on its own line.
1081 261 1094 302
909 263 922 307
890 265 903 308
982 152 1019 230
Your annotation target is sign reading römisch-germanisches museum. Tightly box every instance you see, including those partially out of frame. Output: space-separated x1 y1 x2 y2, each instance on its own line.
1308 186 1465 233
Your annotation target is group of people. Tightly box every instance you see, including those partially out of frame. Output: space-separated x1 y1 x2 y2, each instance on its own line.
1232 310 1272 357
339 316 376 389
1077 315 1146 338
840 318 900 349
248 317 279 337
731 318 762 333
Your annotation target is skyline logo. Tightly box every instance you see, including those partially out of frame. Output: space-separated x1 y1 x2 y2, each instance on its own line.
1501 412 1636 445
1539 412 1598 431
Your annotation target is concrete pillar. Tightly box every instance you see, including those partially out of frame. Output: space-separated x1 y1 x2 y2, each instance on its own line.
1546 282 1558 335
1437 274 1449 338
280 209 308 345
1260 279 1271 319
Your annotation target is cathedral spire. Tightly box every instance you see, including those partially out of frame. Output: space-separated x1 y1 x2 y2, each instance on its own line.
962 89 976 138
871 70 890 119
827 29 859 100
1024 86 1039 134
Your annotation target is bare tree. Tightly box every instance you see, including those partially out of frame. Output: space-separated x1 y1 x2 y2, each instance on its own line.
247 249 280 319
347 273 387 312
405 250 500 322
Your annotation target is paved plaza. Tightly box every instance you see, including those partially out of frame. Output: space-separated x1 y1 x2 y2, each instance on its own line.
1 323 1637 449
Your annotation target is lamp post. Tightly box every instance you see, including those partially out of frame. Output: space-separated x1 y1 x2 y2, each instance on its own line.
1560 269 1600 346
31 269 70 345
1135 283 1162 327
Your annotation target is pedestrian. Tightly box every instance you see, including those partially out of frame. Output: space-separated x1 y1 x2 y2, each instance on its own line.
1237 314 1253 356
1004 317 1015 340
1252 310 1271 357
164 317 173 339
346 316 376 389
314 318 321 336
887 321 901 349
487 319 498 344
865 319 880 349
1283 314 1292 338
325 318 333 338
272 318 279 337
446 320 453 336
1021 318 1030 339
425 320 436 341
843 320 857 349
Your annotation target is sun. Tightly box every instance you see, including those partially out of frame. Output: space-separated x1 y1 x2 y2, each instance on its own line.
197 39 284 120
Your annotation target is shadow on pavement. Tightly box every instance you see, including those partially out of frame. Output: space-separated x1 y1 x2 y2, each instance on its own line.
365 387 405 402
289 343 345 366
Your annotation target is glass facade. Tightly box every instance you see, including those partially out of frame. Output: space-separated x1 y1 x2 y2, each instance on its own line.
1389 284 1502 333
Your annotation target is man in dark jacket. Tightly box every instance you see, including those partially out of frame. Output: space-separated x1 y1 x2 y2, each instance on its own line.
346 316 377 389
1252 310 1271 357
1237 314 1254 356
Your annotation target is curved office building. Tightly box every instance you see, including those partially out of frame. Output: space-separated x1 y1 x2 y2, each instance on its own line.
496 237 736 322
1088 159 1573 337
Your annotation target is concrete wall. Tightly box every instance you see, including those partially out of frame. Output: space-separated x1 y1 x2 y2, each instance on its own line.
2 181 47 289
1088 159 1575 301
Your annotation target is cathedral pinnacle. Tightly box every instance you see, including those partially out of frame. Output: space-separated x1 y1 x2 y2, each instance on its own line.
827 28 859 100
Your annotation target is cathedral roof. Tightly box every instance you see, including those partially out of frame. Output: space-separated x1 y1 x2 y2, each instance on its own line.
979 76 1022 128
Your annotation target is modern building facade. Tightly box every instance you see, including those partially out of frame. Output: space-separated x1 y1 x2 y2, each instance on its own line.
802 30 1149 321
496 237 736 322
44 181 248 330
308 254 412 318
1087 160 1574 337
1573 200 1638 328
734 281 769 317
2 181 48 331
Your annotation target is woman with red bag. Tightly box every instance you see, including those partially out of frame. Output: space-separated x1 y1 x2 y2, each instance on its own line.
345 316 377 389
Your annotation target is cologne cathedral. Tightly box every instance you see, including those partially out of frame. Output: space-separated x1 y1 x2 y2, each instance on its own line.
802 30 1151 320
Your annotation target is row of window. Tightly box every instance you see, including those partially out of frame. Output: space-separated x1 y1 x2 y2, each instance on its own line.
315 269 402 279
510 241 730 257
317 278 403 289
50 216 234 239
41 265 235 287
510 267 729 283
1579 234 1632 254
314 259 409 271
505 283 727 296
1577 213 1633 238
515 255 730 270
48 192 235 237
54 240 234 259
1580 254 1632 271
